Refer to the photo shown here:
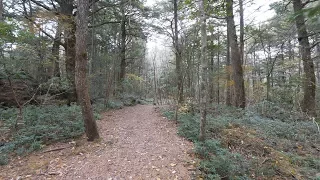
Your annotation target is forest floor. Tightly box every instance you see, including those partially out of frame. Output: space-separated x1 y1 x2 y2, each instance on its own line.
0 105 196 180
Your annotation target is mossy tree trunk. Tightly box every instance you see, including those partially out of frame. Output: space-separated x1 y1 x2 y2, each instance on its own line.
75 0 100 141
293 0 316 117
226 0 246 108
173 0 183 104
60 0 77 103
199 0 208 141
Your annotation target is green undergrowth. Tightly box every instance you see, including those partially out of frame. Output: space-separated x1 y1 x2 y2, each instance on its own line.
162 102 320 180
0 105 84 165
0 95 151 165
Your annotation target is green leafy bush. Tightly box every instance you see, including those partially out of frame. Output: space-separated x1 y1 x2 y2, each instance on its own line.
0 105 84 165
177 113 200 141
0 154 9 165
162 110 175 120
162 102 320 179
39 77 71 95
288 154 320 171
248 101 306 122
195 140 249 179
106 100 124 109
195 140 226 158
162 110 200 141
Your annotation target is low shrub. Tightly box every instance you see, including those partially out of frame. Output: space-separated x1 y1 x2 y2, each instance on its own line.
248 101 306 122
162 110 199 143
288 154 320 171
195 140 249 179
106 100 124 109
177 113 200 141
0 154 9 165
162 110 175 120
0 105 84 165
162 102 320 179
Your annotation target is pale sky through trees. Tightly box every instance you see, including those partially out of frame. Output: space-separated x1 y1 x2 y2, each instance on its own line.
145 0 279 58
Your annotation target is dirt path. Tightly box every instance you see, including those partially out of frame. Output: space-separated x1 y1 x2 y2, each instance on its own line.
0 105 195 180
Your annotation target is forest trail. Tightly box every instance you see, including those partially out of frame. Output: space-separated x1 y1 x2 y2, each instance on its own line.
0 105 195 180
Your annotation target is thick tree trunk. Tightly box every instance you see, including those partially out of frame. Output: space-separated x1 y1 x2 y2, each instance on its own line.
226 0 246 108
217 31 220 104
153 56 158 105
173 0 183 104
209 38 214 103
51 22 61 77
0 0 3 21
239 0 244 65
252 47 256 91
293 0 316 117
226 25 232 106
60 0 77 103
119 1 126 82
75 0 100 141
199 0 208 141
317 43 320 84
186 46 193 96
0 0 3 61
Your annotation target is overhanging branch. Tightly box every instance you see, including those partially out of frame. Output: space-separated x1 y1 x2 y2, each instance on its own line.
89 21 121 28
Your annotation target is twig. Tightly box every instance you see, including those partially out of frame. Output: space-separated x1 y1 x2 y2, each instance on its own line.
42 145 73 153
261 157 270 164
7 76 23 130
312 117 320 135
23 85 40 106
43 79 54 105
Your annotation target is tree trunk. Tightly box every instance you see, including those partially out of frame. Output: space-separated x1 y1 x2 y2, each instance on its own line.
293 0 316 116
198 0 208 141
119 0 126 83
60 0 77 103
75 0 100 141
226 0 246 108
252 46 256 92
174 0 183 104
226 24 232 106
0 0 3 21
209 38 214 103
217 30 220 104
152 55 158 105
317 43 320 84
51 22 61 77
239 0 244 65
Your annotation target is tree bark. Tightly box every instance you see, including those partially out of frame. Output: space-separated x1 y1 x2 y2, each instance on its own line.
317 43 320 84
75 0 100 141
0 0 3 64
0 0 3 21
239 0 244 65
173 0 183 104
51 22 61 77
119 0 127 83
209 37 214 103
293 0 316 117
217 30 220 104
152 55 158 105
60 0 77 103
199 0 208 141
252 46 256 91
226 0 246 108
226 25 232 106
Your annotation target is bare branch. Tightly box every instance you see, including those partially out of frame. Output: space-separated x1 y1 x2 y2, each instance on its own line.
302 0 318 7
30 0 52 12
310 41 320 49
24 16 66 48
89 21 121 28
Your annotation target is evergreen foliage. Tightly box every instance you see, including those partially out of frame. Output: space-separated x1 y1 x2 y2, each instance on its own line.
162 103 320 179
